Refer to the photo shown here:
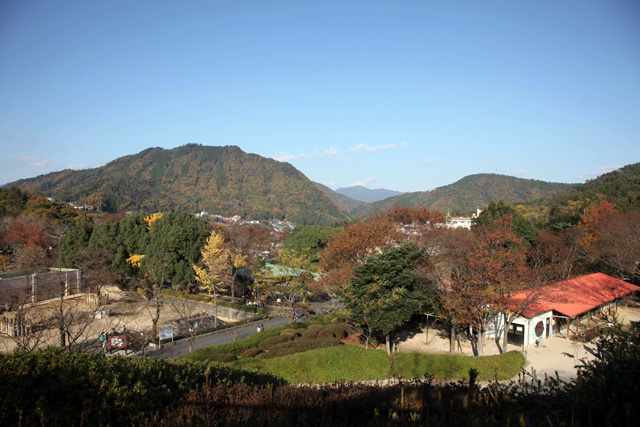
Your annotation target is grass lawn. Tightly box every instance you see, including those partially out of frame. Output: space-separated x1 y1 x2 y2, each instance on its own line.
181 318 526 384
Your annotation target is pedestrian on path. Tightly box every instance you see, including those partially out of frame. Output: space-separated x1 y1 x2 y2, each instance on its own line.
99 332 106 352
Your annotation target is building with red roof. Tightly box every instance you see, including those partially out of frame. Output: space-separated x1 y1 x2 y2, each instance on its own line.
504 273 639 347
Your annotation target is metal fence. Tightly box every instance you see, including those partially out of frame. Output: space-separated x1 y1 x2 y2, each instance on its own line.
0 268 83 308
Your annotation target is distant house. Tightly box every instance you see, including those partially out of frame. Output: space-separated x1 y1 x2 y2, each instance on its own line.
445 209 481 230
502 273 639 347
447 217 473 229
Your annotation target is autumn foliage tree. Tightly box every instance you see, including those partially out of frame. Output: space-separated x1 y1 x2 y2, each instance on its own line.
584 209 640 280
317 207 441 295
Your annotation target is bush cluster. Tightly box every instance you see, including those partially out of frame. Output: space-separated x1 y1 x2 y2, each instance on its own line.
257 334 294 349
257 337 343 359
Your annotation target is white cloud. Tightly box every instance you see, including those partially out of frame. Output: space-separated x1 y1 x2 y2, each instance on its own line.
577 165 621 180
352 176 378 186
68 163 90 170
17 156 51 169
273 152 311 161
273 146 339 162
486 155 493 160
349 141 408 154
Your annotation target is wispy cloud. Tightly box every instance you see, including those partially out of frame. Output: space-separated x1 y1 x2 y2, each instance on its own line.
415 158 436 165
68 163 90 170
577 165 621 180
273 152 311 161
17 156 51 169
512 169 534 176
349 141 408 154
273 146 339 162
486 155 493 160
352 176 378 186
2 131 24 141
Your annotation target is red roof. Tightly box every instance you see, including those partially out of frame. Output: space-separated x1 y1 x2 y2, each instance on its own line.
514 273 639 318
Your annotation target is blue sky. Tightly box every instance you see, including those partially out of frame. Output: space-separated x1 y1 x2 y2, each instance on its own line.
1 0 639 193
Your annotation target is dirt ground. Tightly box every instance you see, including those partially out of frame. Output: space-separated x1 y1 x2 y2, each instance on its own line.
394 305 640 381
0 286 220 353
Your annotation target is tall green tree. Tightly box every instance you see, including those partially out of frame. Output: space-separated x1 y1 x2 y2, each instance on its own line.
284 225 341 266
144 212 211 289
58 220 93 268
341 242 423 354
475 200 540 246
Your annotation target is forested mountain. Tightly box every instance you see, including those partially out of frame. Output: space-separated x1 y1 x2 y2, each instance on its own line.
6 145 351 225
537 162 640 212
314 183 364 213
334 185 404 203
351 174 574 217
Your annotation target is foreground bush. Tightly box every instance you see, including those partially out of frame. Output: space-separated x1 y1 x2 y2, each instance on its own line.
0 347 281 426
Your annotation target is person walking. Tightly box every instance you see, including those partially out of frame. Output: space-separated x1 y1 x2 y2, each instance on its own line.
99 332 106 352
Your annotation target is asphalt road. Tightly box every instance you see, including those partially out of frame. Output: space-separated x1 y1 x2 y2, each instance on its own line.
119 299 341 359
146 313 305 359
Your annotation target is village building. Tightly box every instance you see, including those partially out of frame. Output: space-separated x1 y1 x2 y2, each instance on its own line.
503 273 639 347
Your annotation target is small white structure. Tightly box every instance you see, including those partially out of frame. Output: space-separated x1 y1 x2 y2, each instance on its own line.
447 217 472 229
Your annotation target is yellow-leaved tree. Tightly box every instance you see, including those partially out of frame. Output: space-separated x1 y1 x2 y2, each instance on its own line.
254 249 313 323
193 230 233 327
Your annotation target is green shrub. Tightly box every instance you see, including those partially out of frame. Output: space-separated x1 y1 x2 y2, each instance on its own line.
392 350 525 381
240 348 263 358
259 337 343 359
306 324 324 332
317 323 350 339
295 328 307 335
0 347 279 426
208 353 238 363
260 346 392 383
300 329 319 340
258 335 295 349
280 329 299 337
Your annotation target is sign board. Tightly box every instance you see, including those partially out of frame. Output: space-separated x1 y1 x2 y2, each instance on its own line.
159 328 174 341
107 333 128 353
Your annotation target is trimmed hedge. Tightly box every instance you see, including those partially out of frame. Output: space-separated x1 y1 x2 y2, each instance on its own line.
300 329 319 340
317 323 350 339
240 348 263 358
257 335 295 350
207 353 238 363
392 350 526 382
258 337 343 359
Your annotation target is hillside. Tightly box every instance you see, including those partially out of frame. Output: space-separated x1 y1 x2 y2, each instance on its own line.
538 162 640 211
7 145 351 225
351 174 574 217
314 182 364 213
334 185 404 203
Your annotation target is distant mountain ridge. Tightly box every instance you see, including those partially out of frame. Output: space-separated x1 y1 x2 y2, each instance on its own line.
314 183 364 213
350 174 575 217
335 185 404 203
6 144 351 225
